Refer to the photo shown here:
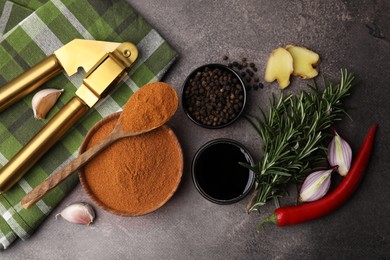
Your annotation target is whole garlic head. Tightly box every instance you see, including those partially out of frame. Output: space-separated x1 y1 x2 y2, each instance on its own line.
32 88 64 119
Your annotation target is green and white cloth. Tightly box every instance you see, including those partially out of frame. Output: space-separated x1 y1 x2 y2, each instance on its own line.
0 0 177 250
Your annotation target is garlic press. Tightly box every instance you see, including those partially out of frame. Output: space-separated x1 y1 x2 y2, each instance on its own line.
0 39 138 193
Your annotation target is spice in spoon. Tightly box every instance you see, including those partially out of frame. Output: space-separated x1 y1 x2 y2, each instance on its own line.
120 81 178 132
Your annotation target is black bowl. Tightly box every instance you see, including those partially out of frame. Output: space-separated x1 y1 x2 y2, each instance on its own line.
191 138 255 204
182 64 247 129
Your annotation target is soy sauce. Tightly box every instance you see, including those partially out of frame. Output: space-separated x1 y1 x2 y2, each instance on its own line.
193 140 254 203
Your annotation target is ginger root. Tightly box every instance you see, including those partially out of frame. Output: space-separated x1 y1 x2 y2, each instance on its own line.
265 45 320 89
264 47 294 89
286 45 320 79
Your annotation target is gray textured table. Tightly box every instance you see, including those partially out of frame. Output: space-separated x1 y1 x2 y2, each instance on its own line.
3 0 390 259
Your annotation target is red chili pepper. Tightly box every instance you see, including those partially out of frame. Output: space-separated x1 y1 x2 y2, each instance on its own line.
264 124 378 227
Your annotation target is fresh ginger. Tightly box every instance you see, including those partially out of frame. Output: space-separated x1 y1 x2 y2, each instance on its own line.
286 45 320 79
265 45 320 89
264 47 294 89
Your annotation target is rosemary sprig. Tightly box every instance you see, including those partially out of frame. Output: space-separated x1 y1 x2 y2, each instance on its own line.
242 69 354 212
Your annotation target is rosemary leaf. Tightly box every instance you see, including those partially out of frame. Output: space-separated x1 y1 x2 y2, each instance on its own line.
246 69 355 212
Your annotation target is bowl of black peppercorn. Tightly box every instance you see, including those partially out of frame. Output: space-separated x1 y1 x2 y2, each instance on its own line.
182 64 247 128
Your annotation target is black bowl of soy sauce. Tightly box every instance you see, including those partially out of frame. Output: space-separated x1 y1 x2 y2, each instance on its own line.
192 139 255 204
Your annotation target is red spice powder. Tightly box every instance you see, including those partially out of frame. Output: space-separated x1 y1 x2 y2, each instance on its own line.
79 113 183 216
120 82 178 133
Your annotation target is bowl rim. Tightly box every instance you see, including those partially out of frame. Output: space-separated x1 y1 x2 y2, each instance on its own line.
191 138 255 204
181 63 247 129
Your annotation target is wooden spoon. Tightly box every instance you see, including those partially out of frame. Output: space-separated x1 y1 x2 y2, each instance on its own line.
21 82 178 209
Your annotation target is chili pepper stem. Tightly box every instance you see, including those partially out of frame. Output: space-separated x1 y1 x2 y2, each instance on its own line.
257 214 277 230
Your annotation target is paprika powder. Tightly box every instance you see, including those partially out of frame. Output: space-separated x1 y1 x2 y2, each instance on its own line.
119 81 178 133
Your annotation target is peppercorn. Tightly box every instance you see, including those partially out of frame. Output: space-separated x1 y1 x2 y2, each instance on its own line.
221 56 265 92
184 66 244 127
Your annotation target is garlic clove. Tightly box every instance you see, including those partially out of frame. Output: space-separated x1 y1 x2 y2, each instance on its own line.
299 169 333 202
32 88 64 120
328 130 352 176
56 202 95 225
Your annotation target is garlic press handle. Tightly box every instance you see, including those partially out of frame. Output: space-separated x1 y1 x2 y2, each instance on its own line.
0 55 63 112
0 96 88 194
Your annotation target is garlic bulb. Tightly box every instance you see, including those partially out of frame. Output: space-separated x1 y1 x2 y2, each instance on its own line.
328 130 352 176
32 88 64 119
56 202 95 225
299 169 333 202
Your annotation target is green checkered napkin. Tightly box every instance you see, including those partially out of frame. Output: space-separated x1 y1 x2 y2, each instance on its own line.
0 1 34 40
0 0 177 250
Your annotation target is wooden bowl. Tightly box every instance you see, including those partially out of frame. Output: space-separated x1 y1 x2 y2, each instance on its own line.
78 112 183 216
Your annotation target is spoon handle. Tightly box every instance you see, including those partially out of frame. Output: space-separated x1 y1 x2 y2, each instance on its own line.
21 130 122 209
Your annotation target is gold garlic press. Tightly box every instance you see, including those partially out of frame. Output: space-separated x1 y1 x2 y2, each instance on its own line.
0 39 138 193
